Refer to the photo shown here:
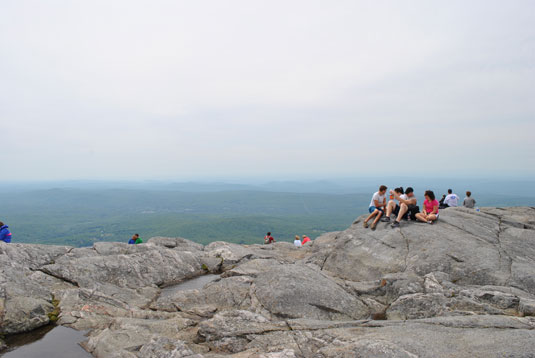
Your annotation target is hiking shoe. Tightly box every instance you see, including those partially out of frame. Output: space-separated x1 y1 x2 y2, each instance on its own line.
371 222 377 230
363 221 369 228
427 220 433 225
381 216 391 222
391 221 400 228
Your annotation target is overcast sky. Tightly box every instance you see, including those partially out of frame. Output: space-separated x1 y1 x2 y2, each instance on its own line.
1 0 534 181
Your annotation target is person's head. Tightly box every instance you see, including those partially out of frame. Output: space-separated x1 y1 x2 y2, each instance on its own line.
302 235 307 238
295 235 300 240
379 185 387 194
133 233 139 239
0 221 3 227
394 187 404 194
448 189 453 194
424 190 435 201
267 232 271 236
466 191 471 197
405 187 414 197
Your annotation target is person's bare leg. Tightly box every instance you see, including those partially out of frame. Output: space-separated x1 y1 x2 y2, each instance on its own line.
386 200 396 217
396 204 408 222
373 210 383 225
415 212 427 222
365 212 377 223
427 214 437 222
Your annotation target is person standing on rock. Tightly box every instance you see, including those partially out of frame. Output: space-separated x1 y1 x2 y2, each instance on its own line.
0 222 12 243
294 235 302 247
463 191 476 208
416 190 439 224
390 187 418 228
128 233 142 244
264 232 275 244
301 235 311 245
364 185 388 230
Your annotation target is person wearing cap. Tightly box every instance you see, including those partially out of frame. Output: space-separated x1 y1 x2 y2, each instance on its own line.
301 235 311 245
0 222 12 243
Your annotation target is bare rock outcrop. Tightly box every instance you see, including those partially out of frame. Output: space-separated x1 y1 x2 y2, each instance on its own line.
1 207 535 358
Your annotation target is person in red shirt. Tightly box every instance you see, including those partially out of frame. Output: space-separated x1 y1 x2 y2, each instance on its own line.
264 232 275 244
301 235 311 245
416 190 439 224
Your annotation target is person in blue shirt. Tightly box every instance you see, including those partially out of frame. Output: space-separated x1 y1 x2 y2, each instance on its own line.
128 233 142 244
0 222 12 243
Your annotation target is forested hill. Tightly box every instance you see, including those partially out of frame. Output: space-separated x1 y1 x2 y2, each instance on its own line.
0 189 369 247
1 180 534 247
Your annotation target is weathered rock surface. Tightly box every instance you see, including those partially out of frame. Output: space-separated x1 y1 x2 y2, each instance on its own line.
1 207 535 358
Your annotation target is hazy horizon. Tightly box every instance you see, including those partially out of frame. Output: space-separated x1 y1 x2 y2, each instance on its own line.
2 1 534 180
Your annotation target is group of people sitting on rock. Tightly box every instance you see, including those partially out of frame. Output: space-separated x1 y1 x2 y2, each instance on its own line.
363 185 477 230
263 232 312 247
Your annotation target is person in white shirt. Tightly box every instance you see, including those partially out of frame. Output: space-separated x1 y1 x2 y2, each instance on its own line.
293 235 302 247
383 187 406 223
444 189 459 207
363 185 387 230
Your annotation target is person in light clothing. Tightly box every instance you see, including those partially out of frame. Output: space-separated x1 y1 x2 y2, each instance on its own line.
293 235 302 247
463 191 476 208
363 185 387 230
444 189 459 207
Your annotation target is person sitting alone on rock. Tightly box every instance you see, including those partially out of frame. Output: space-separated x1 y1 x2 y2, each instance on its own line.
264 232 275 244
383 187 406 223
294 235 302 247
0 222 12 243
416 190 439 224
301 235 311 245
389 187 418 228
444 189 459 208
363 185 387 230
128 233 143 244
463 191 476 208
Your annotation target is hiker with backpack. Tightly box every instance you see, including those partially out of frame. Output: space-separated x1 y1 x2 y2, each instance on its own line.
0 222 12 243
363 185 388 230
264 232 275 244
416 190 440 224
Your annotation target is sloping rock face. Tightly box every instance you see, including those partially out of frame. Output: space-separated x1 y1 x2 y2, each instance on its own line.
1 208 535 358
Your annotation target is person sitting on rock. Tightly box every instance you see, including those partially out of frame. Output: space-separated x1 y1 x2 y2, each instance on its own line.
0 222 12 243
301 235 311 245
416 190 439 224
443 189 459 208
390 187 418 228
293 235 302 247
463 191 476 208
382 187 406 223
363 185 387 230
264 232 275 244
128 233 142 244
